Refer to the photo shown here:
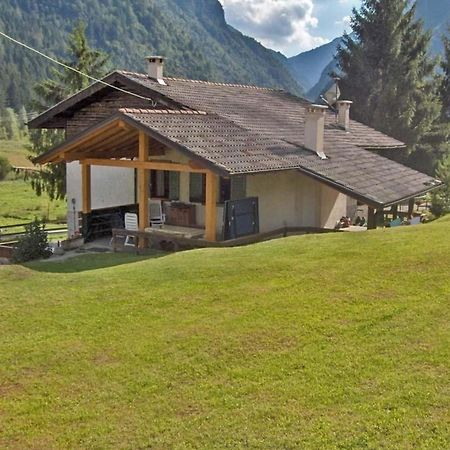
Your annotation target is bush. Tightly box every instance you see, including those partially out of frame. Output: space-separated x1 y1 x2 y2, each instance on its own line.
430 155 450 217
12 219 52 263
0 156 11 181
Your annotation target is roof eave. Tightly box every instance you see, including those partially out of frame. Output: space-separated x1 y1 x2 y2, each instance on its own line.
294 167 441 208
32 112 230 177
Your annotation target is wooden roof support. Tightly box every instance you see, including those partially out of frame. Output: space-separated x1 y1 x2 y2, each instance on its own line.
81 157 209 174
205 171 217 241
138 131 149 249
408 198 415 219
367 207 376 230
80 129 138 154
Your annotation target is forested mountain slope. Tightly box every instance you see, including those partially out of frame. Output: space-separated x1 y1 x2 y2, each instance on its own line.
0 0 303 111
286 37 342 92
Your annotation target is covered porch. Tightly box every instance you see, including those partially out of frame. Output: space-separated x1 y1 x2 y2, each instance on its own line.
42 116 223 247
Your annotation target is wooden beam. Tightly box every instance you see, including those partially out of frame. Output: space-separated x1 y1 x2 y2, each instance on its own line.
205 170 217 241
60 120 130 157
138 131 149 249
392 205 398 220
81 163 91 214
367 206 376 230
80 130 138 153
376 208 385 228
408 197 415 219
82 157 210 173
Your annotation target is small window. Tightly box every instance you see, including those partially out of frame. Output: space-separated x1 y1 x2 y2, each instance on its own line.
150 170 169 198
219 177 231 203
168 172 180 201
189 173 206 203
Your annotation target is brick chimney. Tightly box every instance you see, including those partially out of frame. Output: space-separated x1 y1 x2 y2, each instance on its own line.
146 56 166 85
336 100 353 131
304 104 328 160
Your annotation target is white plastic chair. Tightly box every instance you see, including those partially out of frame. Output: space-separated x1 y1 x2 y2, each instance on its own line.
124 212 139 246
149 199 166 227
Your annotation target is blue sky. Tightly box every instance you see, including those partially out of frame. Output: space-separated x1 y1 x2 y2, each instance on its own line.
220 0 361 56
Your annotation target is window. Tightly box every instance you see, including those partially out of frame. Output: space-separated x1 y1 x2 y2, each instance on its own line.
188 175 243 204
219 177 231 203
150 170 180 200
189 173 206 203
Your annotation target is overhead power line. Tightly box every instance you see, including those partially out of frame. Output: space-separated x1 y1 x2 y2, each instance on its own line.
0 30 156 107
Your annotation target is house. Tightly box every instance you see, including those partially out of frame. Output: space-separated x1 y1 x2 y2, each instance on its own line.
30 56 441 245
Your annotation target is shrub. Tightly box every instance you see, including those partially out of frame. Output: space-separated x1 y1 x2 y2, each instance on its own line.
0 156 11 181
430 155 450 217
12 219 52 263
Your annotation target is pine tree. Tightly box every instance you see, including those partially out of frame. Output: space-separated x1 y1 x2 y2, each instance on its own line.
337 0 443 173
1 107 21 140
29 22 109 200
441 29 450 120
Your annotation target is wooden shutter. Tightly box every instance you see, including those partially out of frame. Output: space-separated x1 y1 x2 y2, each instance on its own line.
231 175 246 200
189 173 206 203
169 172 180 200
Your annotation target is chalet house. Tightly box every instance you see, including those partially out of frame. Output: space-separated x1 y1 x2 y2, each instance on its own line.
31 57 441 245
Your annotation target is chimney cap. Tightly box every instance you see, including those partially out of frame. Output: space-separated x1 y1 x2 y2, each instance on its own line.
306 104 328 115
146 55 165 62
336 100 353 105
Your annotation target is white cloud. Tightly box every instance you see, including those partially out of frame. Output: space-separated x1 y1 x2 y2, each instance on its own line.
335 15 351 27
220 0 329 56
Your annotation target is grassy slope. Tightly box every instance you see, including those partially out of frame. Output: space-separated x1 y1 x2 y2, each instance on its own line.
0 139 66 227
1 218 450 449
0 138 32 168
0 179 66 226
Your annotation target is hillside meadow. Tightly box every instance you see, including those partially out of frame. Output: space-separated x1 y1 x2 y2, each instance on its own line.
0 139 66 228
1 216 449 448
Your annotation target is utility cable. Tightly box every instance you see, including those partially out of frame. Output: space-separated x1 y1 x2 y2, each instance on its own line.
0 30 157 107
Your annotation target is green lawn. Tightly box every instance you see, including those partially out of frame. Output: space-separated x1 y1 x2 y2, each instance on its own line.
0 178 66 227
1 218 450 449
0 138 66 229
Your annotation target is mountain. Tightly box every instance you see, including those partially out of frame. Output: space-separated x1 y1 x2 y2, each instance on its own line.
286 37 342 92
415 0 450 54
287 0 450 100
0 0 303 111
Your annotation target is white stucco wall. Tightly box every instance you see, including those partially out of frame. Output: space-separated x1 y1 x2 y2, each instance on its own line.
245 171 351 232
320 184 348 229
66 161 135 236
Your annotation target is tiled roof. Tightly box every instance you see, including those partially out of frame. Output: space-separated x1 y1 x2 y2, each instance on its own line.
121 109 438 207
119 71 405 150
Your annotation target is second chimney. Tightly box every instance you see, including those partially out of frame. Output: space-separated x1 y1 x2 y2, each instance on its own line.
336 100 353 131
305 104 328 160
146 56 166 85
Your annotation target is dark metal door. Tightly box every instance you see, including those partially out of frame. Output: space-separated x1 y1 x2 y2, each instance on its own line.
223 197 259 240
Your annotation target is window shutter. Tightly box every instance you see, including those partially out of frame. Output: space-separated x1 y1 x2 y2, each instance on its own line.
189 173 205 202
169 171 180 200
231 175 246 200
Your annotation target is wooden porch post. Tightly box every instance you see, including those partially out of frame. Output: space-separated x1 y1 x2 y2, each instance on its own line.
376 208 385 228
367 206 376 230
205 170 217 241
81 163 91 214
138 131 149 248
408 197 415 219
392 205 398 220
